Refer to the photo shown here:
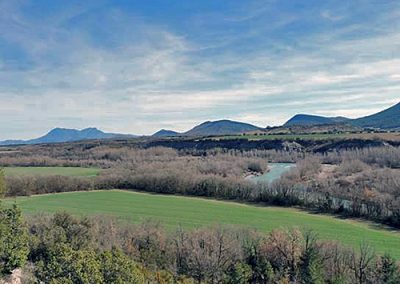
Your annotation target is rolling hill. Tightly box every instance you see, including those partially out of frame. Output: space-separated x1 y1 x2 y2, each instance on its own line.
2 102 398 145
353 102 400 129
184 120 261 136
285 102 400 130
284 114 349 126
0 127 136 146
152 129 179 137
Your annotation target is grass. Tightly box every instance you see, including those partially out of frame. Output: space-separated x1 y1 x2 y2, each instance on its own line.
3 166 100 177
217 133 348 141
5 190 400 258
214 132 400 141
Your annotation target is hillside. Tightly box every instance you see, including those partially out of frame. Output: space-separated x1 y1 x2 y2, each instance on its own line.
0 127 135 146
152 129 179 137
285 102 400 130
184 120 261 136
285 114 339 126
353 102 400 129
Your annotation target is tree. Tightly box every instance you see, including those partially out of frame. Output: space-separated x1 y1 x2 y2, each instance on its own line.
242 240 275 282
377 253 400 284
35 244 103 284
263 229 303 281
174 227 241 283
228 263 252 284
99 248 144 284
299 232 324 284
0 168 6 199
0 204 29 275
351 242 375 284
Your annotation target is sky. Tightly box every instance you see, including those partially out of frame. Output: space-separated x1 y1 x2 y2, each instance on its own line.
0 0 399 139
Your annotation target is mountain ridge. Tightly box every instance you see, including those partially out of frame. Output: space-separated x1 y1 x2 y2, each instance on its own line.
284 102 399 129
284 114 349 126
352 102 400 129
0 127 136 146
184 119 261 136
1 102 399 145
152 129 180 137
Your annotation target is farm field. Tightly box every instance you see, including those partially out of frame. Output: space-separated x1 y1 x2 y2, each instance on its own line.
6 189 400 258
215 132 400 141
3 166 100 177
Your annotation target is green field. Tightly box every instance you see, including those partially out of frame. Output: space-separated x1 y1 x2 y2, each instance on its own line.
3 167 100 177
5 190 400 257
215 133 351 141
214 132 400 141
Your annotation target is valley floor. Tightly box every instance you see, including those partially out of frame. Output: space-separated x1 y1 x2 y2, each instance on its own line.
3 166 100 177
6 189 400 258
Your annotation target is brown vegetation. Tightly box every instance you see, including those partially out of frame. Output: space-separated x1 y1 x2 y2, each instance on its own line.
19 213 400 283
1 144 400 228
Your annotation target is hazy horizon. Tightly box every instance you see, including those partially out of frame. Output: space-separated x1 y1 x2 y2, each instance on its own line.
1 1 399 140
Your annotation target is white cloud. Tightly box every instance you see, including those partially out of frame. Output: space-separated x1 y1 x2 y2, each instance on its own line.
321 10 344 22
0 1 399 139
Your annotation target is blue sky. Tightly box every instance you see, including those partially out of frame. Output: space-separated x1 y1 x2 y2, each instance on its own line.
0 0 399 139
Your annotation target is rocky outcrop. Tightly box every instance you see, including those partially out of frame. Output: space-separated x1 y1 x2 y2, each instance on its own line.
0 269 22 284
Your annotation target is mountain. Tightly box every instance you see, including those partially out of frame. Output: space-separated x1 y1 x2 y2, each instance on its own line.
353 102 400 129
184 120 261 136
330 117 351 123
285 114 336 126
285 102 400 130
284 114 350 126
152 129 179 137
0 128 136 146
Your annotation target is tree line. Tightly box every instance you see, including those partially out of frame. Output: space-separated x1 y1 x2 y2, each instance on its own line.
1 145 400 227
1 208 399 283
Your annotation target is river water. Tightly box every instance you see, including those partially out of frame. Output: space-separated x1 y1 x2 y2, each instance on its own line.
250 163 295 184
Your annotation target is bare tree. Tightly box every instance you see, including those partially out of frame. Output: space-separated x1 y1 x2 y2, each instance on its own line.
350 242 375 284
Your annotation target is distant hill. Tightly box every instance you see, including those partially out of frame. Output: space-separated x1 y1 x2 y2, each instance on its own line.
184 120 261 136
353 102 400 129
152 129 179 137
0 128 136 146
285 102 400 130
284 114 342 126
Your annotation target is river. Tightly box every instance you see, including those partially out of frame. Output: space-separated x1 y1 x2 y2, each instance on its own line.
249 163 296 184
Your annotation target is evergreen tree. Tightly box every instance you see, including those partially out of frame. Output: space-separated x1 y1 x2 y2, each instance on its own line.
228 263 252 284
0 168 6 199
35 244 103 284
300 232 324 284
99 248 145 284
0 204 29 275
380 253 400 284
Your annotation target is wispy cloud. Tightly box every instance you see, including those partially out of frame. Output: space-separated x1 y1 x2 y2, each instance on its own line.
0 0 399 139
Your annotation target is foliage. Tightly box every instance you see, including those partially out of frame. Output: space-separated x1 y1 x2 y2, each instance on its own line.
6 190 400 258
299 232 324 284
99 248 145 284
376 253 400 284
2 143 400 229
0 204 29 275
0 210 399 283
0 168 6 199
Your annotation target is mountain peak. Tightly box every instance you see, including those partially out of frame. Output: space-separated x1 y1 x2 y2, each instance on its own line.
285 102 400 130
0 127 135 146
152 129 179 137
284 114 338 126
184 119 261 136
